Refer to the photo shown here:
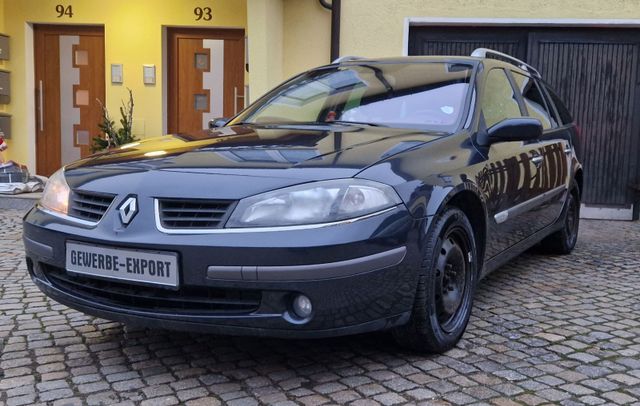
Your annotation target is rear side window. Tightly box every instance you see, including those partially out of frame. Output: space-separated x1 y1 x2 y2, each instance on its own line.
511 72 553 129
482 68 523 128
537 80 562 127
544 84 574 125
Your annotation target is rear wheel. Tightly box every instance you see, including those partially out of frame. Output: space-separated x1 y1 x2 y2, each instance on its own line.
538 180 580 255
393 207 478 353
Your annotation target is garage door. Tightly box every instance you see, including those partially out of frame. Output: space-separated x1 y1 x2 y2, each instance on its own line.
409 27 640 218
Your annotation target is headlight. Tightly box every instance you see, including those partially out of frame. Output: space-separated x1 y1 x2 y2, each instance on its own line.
226 179 402 228
40 168 70 215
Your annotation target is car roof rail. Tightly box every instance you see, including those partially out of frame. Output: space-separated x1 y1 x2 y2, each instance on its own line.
471 48 541 78
332 55 366 64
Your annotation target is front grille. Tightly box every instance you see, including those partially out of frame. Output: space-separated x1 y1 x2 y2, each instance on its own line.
69 191 115 222
41 264 261 315
158 199 235 229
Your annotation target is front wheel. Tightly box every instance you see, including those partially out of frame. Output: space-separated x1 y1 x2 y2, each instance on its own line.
392 207 478 353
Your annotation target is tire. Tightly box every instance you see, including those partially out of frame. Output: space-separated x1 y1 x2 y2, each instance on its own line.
538 180 580 255
392 207 478 353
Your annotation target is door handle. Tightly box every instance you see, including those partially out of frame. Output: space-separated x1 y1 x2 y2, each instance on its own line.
38 80 44 132
531 155 544 167
564 146 572 155
234 86 245 115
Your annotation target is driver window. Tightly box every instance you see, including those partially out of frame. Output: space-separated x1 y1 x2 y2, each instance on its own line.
481 69 523 128
511 72 554 129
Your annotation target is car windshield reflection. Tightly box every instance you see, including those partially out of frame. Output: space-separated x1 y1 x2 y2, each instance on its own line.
232 62 474 132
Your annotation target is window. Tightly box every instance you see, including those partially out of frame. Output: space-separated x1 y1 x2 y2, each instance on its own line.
481 69 522 128
340 82 468 127
538 83 562 127
234 63 474 132
544 84 574 125
512 72 553 129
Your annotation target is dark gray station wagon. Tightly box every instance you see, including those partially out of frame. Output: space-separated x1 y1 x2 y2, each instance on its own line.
24 49 582 353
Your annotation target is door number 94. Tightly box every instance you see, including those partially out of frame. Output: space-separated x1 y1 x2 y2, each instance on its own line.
55 4 73 18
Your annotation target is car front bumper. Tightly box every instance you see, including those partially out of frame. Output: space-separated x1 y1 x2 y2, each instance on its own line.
23 205 427 338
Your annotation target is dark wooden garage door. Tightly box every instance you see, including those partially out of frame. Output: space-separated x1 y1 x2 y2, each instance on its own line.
409 27 640 210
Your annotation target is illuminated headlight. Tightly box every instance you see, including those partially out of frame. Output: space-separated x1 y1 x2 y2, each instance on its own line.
39 168 70 215
226 179 402 228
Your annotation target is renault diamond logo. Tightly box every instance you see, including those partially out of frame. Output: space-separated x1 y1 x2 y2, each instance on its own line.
118 196 138 225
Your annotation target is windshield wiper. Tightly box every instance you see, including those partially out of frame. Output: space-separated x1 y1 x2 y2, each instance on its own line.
231 120 386 128
324 120 385 127
233 121 324 126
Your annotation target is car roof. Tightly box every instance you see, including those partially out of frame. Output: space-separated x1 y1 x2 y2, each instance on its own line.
329 55 480 66
327 55 534 77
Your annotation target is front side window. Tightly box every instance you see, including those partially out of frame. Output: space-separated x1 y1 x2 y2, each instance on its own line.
512 72 554 129
232 63 474 132
481 68 523 128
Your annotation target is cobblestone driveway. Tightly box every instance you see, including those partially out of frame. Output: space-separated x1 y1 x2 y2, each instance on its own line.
1 208 639 406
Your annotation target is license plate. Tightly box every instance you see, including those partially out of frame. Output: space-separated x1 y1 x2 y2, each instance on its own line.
65 241 179 288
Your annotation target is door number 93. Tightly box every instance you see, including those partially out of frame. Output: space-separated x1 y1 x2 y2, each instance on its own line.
194 7 212 21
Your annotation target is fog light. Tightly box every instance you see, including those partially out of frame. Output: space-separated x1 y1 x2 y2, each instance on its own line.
292 294 313 318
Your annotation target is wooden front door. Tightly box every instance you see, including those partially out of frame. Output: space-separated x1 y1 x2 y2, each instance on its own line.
167 28 245 134
34 25 105 177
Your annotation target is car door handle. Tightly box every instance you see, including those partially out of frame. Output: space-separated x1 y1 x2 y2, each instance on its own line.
531 155 544 166
564 146 572 155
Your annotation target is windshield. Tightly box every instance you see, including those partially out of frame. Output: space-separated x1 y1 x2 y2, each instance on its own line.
232 62 474 132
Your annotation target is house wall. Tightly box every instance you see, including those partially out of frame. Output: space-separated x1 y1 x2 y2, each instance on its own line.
282 0 331 80
340 0 640 57
258 0 640 89
247 0 330 102
2 0 246 168
247 0 283 102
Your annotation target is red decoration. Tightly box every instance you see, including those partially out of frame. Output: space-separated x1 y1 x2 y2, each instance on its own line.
0 136 7 164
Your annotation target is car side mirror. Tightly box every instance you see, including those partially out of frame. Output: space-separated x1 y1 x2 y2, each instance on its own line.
487 117 542 144
208 117 229 129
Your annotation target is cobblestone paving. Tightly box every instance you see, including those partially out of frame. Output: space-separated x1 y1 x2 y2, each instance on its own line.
1 208 640 406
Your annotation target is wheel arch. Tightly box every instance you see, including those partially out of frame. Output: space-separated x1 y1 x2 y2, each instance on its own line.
431 184 488 269
574 168 584 198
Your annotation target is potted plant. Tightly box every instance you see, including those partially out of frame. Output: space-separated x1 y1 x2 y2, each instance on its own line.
91 88 139 152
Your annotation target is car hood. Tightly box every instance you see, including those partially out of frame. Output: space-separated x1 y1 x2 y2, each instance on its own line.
64 124 443 198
